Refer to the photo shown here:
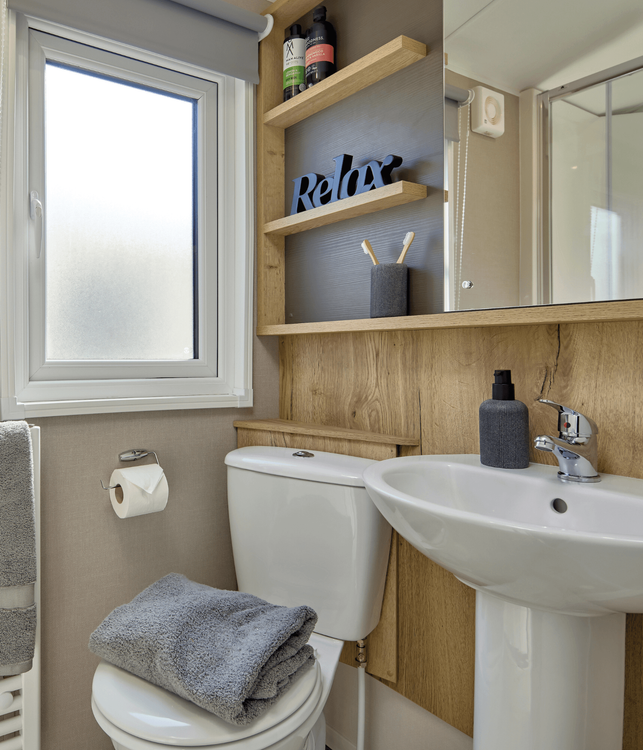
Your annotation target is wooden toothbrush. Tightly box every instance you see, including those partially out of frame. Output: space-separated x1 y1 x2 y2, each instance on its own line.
362 240 379 265
396 232 415 263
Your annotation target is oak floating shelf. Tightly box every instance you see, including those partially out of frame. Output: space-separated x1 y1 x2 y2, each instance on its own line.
256 299 643 337
263 35 427 130
264 181 428 237
233 419 419 446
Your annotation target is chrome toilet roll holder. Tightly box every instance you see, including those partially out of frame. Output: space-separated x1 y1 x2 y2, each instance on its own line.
100 449 160 490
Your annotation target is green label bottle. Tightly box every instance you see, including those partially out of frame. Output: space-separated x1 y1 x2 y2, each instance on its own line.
283 24 306 102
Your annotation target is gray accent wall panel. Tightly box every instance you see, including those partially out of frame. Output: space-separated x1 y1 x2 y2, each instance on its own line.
284 0 444 322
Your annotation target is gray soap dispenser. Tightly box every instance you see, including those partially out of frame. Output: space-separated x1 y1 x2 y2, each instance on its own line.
479 369 530 469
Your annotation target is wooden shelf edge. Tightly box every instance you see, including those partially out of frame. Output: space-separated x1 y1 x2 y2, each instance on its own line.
264 181 428 236
256 299 643 336
234 418 419 446
264 35 427 129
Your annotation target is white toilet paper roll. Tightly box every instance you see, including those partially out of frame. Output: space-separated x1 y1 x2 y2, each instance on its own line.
109 464 169 519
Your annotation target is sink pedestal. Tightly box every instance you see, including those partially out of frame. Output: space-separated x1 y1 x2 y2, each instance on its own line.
474 592 625 750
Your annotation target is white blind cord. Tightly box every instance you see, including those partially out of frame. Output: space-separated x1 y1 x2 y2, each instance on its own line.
455 102 470 310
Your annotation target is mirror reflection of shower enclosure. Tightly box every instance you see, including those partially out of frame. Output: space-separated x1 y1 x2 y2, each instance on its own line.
444 56 643 312
545 60 643 305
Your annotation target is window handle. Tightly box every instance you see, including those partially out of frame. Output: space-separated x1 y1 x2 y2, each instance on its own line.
29 191 44 259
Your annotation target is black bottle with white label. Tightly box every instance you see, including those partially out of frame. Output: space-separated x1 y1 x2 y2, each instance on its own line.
283 24 306 102
305 6 336 89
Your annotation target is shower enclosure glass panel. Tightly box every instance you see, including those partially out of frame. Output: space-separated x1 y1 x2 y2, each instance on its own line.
551 67 643 305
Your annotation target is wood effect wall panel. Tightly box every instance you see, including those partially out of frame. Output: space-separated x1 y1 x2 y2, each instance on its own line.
423 324 561 456
280 332 422 441
279 321 643 747
395 539 475 736
257 23 286 326
626 615 643 750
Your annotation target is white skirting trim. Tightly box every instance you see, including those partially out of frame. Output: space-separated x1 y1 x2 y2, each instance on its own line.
324 663 472 750
326 726 356 750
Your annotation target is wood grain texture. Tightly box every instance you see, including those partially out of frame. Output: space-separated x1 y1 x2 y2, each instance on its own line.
257 28 286 326
626 614 643 750
264 182 428 236
233 422 403 682
264 36 427 129
279 321 643 746
265 0 319 29
233 418 419 445
258 298 643 336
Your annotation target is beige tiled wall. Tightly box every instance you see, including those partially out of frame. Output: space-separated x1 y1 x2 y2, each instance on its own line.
32 334 279 749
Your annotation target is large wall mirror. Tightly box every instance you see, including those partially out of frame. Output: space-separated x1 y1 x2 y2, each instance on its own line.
444 0 643 313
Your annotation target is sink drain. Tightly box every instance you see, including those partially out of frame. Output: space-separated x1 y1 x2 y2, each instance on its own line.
551 498 568 514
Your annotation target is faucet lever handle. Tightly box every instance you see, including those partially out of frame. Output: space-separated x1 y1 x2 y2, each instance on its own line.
537 399 597 439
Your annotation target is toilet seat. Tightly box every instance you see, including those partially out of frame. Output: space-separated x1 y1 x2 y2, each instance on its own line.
91 633 342 750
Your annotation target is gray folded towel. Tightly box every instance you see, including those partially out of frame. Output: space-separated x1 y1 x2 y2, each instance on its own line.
0 421 36 676
0 422 36 588
88 573 318 725
0 606 37 675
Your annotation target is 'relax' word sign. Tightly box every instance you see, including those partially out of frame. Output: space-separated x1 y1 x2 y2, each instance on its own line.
290 153 403 215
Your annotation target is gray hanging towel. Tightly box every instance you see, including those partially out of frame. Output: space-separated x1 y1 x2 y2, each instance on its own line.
0 421 36 676
88 573 318 725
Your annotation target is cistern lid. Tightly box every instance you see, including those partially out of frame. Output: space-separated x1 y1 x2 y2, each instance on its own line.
92 658 321 747
225 446 376 487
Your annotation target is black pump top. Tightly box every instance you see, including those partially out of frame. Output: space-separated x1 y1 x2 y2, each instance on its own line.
492 369 515 400
288 23 303 37
313 5 327 21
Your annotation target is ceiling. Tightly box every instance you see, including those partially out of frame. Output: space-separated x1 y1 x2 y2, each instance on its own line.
445 0 643 95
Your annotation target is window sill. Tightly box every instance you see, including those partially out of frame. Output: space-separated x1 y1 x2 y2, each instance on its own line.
1 389 253 418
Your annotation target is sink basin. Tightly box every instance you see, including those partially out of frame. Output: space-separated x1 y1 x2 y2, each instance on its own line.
362 453 643 616
362 455 643 750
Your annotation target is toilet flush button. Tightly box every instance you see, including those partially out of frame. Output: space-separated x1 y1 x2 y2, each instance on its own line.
292 451 315 458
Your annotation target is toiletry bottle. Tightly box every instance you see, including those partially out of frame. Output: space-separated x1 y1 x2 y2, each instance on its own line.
305 6 336 89
283 24 306 102
479 369 530 469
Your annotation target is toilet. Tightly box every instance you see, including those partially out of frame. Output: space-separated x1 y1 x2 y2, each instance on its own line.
91 446 392 750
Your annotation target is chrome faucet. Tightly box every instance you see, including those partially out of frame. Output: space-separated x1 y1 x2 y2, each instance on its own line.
534 399 600 483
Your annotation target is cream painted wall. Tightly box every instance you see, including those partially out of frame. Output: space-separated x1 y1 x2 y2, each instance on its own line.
32 333 279 749
446 70 520 311
22 0 277 745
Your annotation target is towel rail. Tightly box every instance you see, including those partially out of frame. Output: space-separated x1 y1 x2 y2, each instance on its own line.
0 426 39 750
0 696 22 718
0 715 21 737
0 678 20 696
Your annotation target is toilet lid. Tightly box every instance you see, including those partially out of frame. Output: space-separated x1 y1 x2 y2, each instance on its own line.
92 659 321 747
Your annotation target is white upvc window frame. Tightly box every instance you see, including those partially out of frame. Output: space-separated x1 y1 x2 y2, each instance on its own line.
0 13 254 418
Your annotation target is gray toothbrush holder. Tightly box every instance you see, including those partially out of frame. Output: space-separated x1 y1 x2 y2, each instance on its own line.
370 263 408 318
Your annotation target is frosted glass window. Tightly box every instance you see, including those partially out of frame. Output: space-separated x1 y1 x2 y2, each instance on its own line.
44 63 197 361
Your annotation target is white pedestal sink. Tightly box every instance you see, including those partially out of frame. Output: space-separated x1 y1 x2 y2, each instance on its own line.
362 455 643 750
